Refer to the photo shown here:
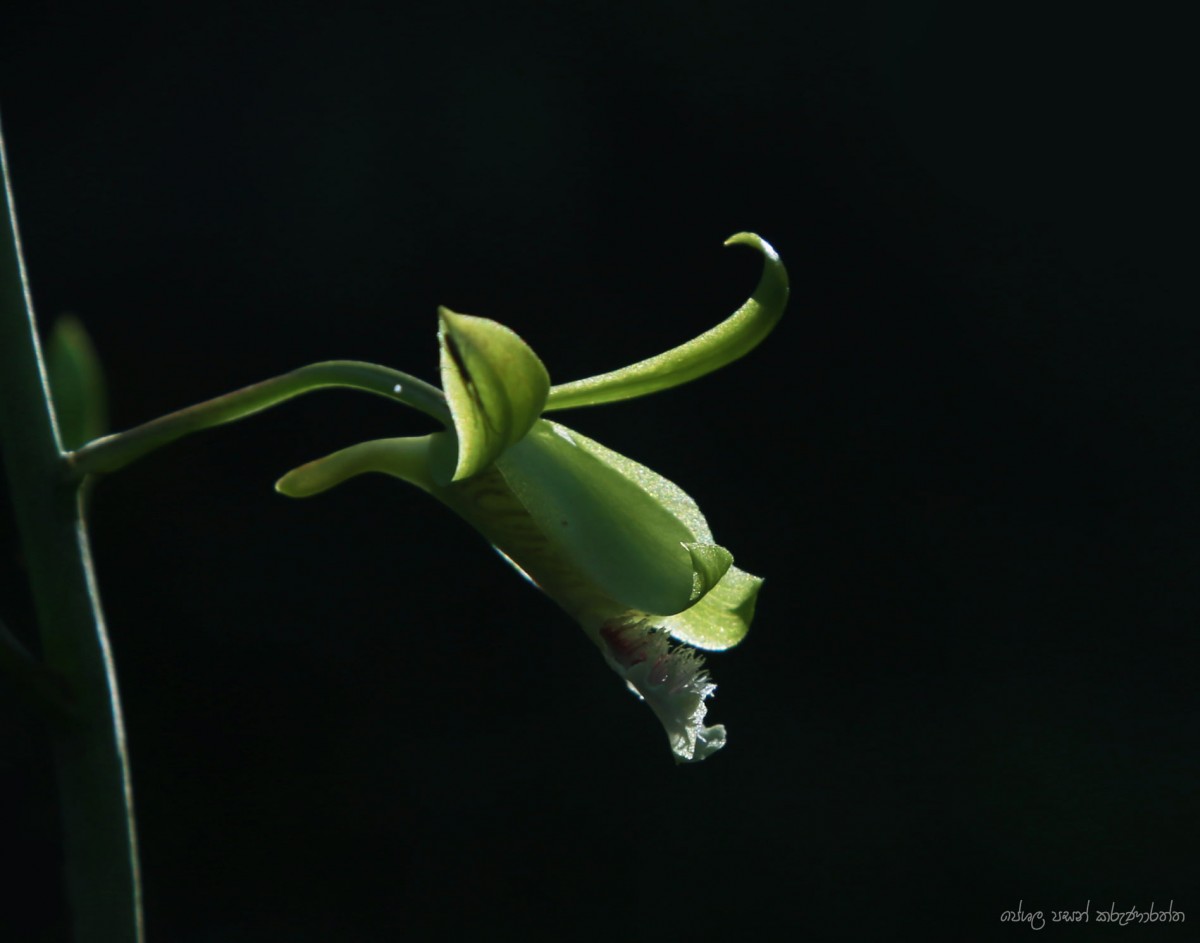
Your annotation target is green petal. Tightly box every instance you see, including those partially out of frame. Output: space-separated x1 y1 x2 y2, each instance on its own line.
655 565 762 651
494 420 727 617
438 307 549 482
275 435 438 497
544 232 788 411
46 315 108 450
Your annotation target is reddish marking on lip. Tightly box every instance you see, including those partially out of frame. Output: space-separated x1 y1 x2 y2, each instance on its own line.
599 620 652 667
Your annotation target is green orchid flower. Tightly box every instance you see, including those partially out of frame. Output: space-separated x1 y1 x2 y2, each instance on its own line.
275 233 788 762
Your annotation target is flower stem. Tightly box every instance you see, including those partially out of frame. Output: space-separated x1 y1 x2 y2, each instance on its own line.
67 361 450 477
0 124 143 942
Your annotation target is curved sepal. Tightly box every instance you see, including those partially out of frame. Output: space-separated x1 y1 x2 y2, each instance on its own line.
495 420 727 617
275 435 438 498
544 232 788 411
438 307 549 482
654 565 762 651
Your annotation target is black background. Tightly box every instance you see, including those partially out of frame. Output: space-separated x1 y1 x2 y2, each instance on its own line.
2 2 1195 940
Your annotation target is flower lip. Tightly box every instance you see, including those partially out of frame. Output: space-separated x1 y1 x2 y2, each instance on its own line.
599 617 727 763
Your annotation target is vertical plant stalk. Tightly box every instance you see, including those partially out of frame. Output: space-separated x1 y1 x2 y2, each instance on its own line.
0 127 143 941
